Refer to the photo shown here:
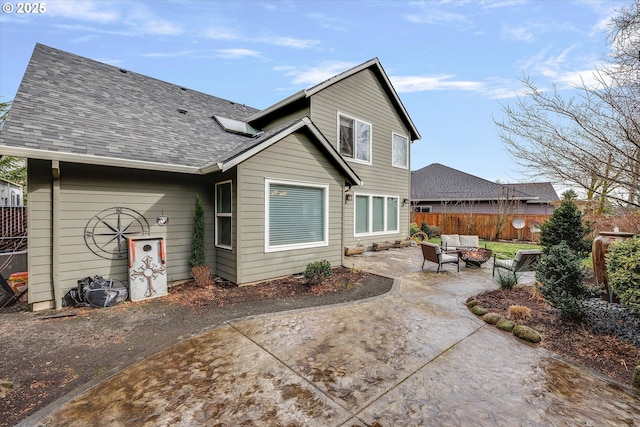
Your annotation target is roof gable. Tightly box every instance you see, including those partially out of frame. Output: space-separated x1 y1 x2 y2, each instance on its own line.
246 58 421 141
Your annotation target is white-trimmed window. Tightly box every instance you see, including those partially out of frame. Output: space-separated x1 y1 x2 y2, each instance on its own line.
355 194 399 236
392 132 409 168
265 179 328 252
215 181 232 249
338 113 371 164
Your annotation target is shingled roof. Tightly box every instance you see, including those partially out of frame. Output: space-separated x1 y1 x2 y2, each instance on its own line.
411 163 558 202
0 44 361 185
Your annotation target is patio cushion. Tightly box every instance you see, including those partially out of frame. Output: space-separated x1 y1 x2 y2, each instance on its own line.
459 235 479 247
440 234 460 250
440 253 459 263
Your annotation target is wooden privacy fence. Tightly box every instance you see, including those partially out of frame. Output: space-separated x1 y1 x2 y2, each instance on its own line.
412 212 552 242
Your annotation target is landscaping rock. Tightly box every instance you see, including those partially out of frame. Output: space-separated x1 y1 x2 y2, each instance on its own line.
471 305 488 316
512 325 542 343
466 299 479 308
483 312 501 324
496 319 515 332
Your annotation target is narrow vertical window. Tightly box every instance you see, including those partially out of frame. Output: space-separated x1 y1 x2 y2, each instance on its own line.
339 116 354 158
387 197 399 232
372 196 385 232
355 195 369 234
215 181 232 249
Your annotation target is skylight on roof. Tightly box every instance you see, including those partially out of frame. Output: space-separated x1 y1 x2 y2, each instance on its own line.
213 115 259 137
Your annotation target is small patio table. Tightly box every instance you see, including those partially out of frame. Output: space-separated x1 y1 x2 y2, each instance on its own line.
458 247 493 268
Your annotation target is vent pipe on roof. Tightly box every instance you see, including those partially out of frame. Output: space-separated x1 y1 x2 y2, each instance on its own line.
177 108 188 114
119 69 128 74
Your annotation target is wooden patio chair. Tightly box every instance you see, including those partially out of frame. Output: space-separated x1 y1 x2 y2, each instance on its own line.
420 242 459 273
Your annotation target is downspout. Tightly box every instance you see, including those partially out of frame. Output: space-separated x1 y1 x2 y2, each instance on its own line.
51 160 62 309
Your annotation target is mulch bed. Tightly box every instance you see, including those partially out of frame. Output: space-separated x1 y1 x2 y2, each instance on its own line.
473 285 640 387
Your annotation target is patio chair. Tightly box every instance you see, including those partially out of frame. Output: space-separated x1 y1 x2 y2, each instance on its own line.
420 242 459 273
492 249 543 278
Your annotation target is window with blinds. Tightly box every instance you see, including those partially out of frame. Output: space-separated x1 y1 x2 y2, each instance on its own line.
266 180 328 252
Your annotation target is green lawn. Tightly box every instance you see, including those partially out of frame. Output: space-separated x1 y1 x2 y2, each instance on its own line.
428 237 542 259
427 237 593 267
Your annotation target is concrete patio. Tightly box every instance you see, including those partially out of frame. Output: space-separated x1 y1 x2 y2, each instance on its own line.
23 247 640 426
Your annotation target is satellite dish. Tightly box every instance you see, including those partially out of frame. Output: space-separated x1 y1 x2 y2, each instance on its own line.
512 218 525 230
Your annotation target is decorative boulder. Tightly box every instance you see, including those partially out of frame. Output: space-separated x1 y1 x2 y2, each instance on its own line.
513 325 541 343
496 319 515 332
483 312 501 325
471 305 488 316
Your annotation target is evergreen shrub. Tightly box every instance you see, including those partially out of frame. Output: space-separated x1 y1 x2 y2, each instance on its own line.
606 237 640 314
536 241 594 321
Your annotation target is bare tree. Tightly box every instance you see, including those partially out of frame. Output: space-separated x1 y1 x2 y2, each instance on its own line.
490 186 518 241
495 1 640 211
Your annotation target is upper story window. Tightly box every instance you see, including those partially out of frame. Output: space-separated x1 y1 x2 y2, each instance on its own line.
392 132 409 168
338 113 371 164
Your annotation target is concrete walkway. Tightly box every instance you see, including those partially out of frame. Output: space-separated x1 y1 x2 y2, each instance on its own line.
26 247 640 426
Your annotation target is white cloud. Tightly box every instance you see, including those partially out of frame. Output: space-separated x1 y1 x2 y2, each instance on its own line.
201 28 318 50
142 50 198 58
269 36 320 49
45 0 182 36
502 25 535 42
517 45 603 88
46 0 119 23
201 27 242 41
278 61 358 86
480 0 528 9
391 74 484 92
216 49 261 59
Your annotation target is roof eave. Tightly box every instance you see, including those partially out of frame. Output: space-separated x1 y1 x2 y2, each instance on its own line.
0 145 201 174
208 117 362 186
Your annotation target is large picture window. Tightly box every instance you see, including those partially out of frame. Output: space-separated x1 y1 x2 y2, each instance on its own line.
339 113 371 164
215 181 232 249
265 180 328 252
392 133 409 168
354 194 399 236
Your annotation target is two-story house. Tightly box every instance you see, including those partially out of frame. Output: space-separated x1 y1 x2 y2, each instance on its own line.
0 44 420 311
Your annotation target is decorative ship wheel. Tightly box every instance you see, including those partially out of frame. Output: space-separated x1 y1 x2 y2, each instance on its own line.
84 207 150 259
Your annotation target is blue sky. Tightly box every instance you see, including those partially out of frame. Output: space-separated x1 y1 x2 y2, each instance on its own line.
0 0 627 185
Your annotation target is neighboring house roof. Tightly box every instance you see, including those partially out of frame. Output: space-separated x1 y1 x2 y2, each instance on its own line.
502 182 559 204
0 44 362 185
246 58 421 142
411 163 558 203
